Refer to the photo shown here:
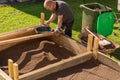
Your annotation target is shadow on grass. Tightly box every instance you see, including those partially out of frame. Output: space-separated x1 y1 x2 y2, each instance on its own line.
114 26 119 29
110 47 120 60
11 1 51 21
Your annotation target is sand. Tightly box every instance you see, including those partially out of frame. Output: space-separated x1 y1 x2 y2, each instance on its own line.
40 59 120 80
0 38 75 75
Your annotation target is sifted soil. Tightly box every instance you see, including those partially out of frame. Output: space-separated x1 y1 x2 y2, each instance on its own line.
0 38 75 75
40 59 120 80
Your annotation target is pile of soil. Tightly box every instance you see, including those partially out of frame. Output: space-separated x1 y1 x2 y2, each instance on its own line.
40 59 120 80
0 38 75 75
78 32 116 53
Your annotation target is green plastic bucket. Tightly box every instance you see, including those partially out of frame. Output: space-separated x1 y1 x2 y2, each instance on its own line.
97 11 115 36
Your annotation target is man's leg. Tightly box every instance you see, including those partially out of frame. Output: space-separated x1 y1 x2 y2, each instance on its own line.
62 21 74 37
65 26 72 37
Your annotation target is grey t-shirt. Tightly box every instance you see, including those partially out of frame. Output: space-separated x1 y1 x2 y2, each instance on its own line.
53 0 74 24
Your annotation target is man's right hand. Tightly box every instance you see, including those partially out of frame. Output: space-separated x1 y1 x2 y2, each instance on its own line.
55 27 64 35
45 20 51 26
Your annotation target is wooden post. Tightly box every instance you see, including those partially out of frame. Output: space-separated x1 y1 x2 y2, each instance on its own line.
40 12 45 25
8 59 14 78
87 34 93 52
118 62 120 66
93 38 99 59
13 63 19 80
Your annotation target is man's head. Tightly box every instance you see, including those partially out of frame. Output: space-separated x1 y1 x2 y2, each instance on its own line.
44 0 56 11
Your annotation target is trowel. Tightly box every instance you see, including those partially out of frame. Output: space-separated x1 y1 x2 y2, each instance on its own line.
83 26 112 47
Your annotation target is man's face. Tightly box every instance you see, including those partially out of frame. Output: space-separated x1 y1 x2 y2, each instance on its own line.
45 4 55 11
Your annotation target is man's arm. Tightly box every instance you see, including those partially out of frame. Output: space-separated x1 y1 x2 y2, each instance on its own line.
57 15 63 28
46 13 56 26
55 15 64 34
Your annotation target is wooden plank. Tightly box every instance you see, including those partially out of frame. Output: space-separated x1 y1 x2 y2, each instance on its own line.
19 52 92 80
13 63 19 80
0 26 37 51
87 34 93 52
98 52 120 72
0 69 12 80
93 38 99 59
49 35 87 55
8 59 14 78
0 32 54 46
0 26 37 41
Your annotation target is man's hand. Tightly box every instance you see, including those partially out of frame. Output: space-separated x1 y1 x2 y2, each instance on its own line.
45 20 51 26
45 13 56 26
55 27 64 35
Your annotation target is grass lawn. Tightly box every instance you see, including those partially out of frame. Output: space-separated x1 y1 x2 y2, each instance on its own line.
0 0 120 60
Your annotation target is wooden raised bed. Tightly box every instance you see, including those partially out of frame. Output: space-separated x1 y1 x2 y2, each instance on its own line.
0 26 120 80
0 26 91 80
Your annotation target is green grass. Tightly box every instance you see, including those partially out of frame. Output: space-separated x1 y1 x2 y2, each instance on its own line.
108 23 120 44
0 3 43 33
0 0 120 60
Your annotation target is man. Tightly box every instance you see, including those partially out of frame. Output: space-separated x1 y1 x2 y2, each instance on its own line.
44 0 74 37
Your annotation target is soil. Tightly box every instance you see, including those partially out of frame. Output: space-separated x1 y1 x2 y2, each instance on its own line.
0 38 75 75
40 59 120 80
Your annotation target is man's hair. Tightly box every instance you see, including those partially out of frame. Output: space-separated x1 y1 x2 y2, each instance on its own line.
44 0 54 8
